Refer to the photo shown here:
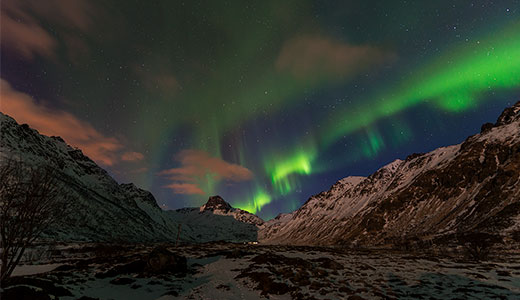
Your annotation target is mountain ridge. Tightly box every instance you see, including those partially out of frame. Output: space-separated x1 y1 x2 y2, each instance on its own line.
0 112 262 243
259 101 520 247
2 100 519 247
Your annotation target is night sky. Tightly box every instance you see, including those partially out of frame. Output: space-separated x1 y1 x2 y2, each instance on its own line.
1 0 519 219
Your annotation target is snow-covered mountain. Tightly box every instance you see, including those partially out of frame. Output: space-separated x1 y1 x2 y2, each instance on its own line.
167 196 263 243
199 195 264 226
0 112 261 243
260 101 520 247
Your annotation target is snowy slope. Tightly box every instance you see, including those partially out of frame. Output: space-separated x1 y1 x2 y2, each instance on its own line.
0 112 262 243
260 101 520 246
199 195 264 226
167 196 263 243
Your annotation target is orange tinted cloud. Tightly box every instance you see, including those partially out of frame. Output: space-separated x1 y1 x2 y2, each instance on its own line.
0 1 56 59
159 150 253 195
130 167 149 174
0 79 143 166
27 0 96 32
122 151 145 162
276 35 394 78
0 0 97 60
163 183 205 195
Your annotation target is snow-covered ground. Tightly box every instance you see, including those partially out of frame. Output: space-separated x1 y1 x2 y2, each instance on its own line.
11 264 63 277
2 243 519 300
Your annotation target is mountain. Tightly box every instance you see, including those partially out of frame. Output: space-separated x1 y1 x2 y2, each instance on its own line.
200 195 264 226
167 196 263 243
260 101 520 247
0 112 261 243
201 195 234 211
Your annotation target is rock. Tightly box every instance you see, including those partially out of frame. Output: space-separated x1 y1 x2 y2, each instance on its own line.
1 285 52 300
0 277 72 299
406 152 425 161
348 295 367 300
216 284 231 290
480 122 494 133
53 264 75 272
164 290 180 297
236 271 293 296
116 260 147 274
314 257 344 270
95 259 147 278
225 248 253 259
147 247 187 274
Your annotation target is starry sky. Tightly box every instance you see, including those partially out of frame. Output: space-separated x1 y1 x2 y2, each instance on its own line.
1 0 519 219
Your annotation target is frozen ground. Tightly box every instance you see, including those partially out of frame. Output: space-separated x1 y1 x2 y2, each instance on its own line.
2 243 519 299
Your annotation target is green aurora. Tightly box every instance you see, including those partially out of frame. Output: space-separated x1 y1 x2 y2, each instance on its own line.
234 21 520 213
324 21 520 145
2 1 519 218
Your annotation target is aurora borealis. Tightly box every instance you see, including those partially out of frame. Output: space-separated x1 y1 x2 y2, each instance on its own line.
1 1 519 219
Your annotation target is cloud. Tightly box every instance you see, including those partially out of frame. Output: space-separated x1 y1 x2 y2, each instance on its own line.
130 167 149 174
121 151 145 162
159 150 253 195
0 1 56 59
26 0 96 32
0 79 140 167
63 34 91 64
133 64 181 96
276 35 394 78
163 183 205 195
0 0 97 60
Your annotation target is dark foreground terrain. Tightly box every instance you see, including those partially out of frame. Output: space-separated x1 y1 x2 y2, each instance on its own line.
2 243 519 300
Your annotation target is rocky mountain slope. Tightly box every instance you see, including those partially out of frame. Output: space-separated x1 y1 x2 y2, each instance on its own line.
260 101 520 246
168 196 263 243
0 112 261 243
199 195 264 226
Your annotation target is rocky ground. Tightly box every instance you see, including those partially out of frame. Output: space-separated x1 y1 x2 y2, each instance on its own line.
1 242 519 300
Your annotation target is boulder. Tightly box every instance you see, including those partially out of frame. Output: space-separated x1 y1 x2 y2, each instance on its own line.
146 247 187 274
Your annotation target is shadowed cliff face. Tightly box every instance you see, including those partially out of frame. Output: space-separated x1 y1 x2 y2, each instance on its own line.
260 101 520 246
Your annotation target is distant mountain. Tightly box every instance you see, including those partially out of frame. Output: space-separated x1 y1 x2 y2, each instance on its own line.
0 112 262 243
260 101 520 247
168 195 263 243
200 195 264 226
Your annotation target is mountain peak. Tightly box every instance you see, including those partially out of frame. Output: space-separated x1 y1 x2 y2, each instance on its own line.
382 159 403 172
338 176 366 186
200 195 232 212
